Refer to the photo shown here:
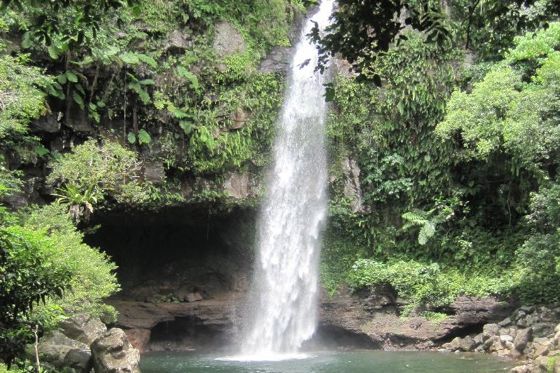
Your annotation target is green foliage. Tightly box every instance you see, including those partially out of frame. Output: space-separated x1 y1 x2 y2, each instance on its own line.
438 23 560 173
506 22 560 63
402 202 455 246
449 0 560 61
348 259 515 312
23 203 120 317
0 226 71 364
323 22 560 308
421 311 447 322
1 0 294 198
325 33 459 270
513 184 560 303
47 139 150 218
311 0 452 79
329 34 457 212
158 70 283 175
437 66 521 158
0 55 50 139
0 54 52 163
320 229 364 296
0 363 24 373
0 184 119 364
430 23 560 304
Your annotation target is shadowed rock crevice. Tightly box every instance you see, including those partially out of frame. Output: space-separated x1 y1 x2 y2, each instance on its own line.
148 316 229 352
85 205 256 299
308 324 382 349
434 322 486 344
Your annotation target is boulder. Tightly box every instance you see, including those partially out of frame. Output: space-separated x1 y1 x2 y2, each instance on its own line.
499 317 512 327
500 335 514 343
483 324 500 340
534 355 550 372
510 365 531 373
485 336 502 353
532 338 551 358
473 333 484 345
519 306 535 313
30 114 61 133
124 329 151 353
213 22 246 58
143 162 166 184
186 292 204 303
444 336 476 352
533 322 556 338
166 29 190 51
554 330 560 348
517 317 529 328
59 314 107 345
37 330 92 372
223 172 251 199
341 157 363 213
259 46 291 74
64 348 93 372
514 328 533 352
91 328 140 373
526 314 539 327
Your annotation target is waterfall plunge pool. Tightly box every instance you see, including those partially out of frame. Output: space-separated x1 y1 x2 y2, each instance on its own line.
140 350 514 372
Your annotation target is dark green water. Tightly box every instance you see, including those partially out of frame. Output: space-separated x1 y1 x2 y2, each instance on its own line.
140 351 514 373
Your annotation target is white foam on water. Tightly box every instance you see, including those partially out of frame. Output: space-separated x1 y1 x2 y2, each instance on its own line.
216 353 312 362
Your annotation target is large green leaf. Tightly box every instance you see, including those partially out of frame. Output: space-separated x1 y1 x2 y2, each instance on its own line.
137 129 151 145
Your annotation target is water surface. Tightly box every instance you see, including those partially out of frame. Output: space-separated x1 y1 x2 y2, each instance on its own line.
140 351 514 373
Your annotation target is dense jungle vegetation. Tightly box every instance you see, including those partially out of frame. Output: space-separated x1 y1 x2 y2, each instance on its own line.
1 0 560 370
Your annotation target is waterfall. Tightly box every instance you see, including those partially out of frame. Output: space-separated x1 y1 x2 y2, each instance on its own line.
240 0 334 358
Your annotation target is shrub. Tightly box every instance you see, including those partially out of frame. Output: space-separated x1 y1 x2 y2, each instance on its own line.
47 139 150 219
347 258 515 312
0 194 119 364
23 203 120 317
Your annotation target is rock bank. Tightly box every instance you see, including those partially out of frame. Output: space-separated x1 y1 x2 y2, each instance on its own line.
441 305 560 372
319 287 512 350
35 315 140 373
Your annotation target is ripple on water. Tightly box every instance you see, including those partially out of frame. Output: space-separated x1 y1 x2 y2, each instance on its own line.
140 350 515 373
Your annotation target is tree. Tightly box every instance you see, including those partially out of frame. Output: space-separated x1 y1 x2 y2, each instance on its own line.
311 0 451 84
0 227 70 365
311 0 560 82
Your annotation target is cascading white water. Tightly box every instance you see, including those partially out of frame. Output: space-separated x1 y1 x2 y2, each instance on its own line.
240 0 334 358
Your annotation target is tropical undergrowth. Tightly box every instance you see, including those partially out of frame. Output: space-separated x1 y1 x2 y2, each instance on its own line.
0 0 305 367
322 19 560 313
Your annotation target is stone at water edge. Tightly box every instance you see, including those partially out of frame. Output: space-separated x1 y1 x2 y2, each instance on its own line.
124 328 151 353
36 330 92 372
514 328 533 352
531 338 551 358
554 330 560 348
91 328 141 373
64 349 93 372
186 292 204 303
499 317 512 327
483 323 500 340
59 314 107 345
509 364 532 373
442 336 477 352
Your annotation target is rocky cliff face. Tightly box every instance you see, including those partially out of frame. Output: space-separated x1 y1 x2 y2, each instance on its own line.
104 276 517 356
